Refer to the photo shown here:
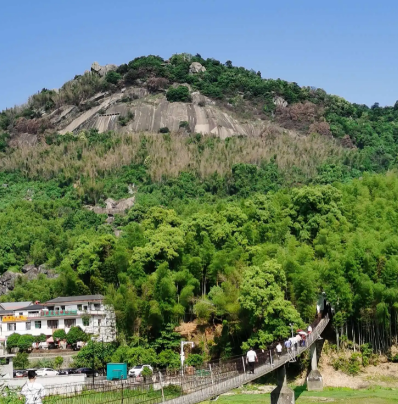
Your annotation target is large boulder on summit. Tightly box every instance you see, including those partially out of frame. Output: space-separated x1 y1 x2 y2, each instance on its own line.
91 62 118 77
189 62 206 74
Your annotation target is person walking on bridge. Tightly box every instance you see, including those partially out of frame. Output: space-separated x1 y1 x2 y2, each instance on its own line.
246 348 257 374
276 342 282 359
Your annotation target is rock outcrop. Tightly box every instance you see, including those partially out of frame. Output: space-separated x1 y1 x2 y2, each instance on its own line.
58 90 264 139
91 62 118 77
189 62 206 74
0 272 22 295
86 197 135 215
0 265 58 295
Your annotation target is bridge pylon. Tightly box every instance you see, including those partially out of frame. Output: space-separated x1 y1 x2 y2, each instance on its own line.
307 341 323 391
270 365 295 404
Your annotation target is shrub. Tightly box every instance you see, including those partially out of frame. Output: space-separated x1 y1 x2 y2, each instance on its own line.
105 71 122 85
35 334 47 343
6 333 20 350
119 111 135 127
0 132 10 152
360 343 373 367
166 86 192 103
157 349 180 370
141 366 153 380
185 354 204 367
14 352 29 369
17 335 35 352
66 326 87 345
159 127 170 133
179 121 190 131
116 64 129 74
119 96 131 103
54 356 64 369
331 353 361 376
53 329 67 340
147 77 169 93
124 70 140 85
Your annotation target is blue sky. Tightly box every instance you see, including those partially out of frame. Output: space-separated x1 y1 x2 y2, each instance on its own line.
1 0 397 110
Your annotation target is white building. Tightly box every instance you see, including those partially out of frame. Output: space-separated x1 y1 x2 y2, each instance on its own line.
0 295 116 344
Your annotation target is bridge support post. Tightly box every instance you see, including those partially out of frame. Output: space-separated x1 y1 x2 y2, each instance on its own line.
270 365 295 404
307 343 323 391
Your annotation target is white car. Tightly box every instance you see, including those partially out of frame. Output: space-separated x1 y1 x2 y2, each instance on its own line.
36 368 59 377
128 365 153 378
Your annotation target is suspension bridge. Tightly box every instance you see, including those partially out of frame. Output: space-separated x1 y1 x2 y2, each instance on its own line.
9 312 329 404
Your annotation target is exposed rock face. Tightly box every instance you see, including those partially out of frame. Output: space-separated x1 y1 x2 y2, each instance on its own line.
23 264 58 281
189 62 206 74
91 62 118 77
86 197 135 215
0 271 22 294
0 265 59 295
58 90 264 139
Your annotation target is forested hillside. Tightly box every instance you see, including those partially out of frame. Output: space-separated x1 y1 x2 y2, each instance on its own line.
1 54 398 361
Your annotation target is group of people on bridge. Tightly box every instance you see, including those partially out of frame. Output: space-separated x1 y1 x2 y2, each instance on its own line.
245 324 313 374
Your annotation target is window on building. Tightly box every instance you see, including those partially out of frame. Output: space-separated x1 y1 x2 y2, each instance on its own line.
65 319 76 328
7 323 16 331
82 317 90 326
47 320 58 329
35 321 41 329
26 322 31 330
98 319 101 327
77 305 82 311
19 312 23 316
61 306 65 310
83 306 88 311
94 304 100 310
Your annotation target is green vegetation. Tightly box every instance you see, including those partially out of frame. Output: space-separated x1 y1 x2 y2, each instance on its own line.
66 326 88 345
54 356 64 369
205 386 398 404
17 334 35 351
13 352 29 369
118 111 134 126
166 85 192 102
105 71 121 85
3 53 398 363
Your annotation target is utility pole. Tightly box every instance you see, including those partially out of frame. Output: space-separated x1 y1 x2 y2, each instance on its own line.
180 341 194 375
92 340 95 387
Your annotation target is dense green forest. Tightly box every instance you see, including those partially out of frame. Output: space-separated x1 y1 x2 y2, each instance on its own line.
2 54 398 365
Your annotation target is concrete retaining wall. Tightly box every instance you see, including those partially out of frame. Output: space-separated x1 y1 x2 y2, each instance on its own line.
4 374 86 395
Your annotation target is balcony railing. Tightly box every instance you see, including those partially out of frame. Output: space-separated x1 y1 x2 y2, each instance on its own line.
27 309 106 318
28 310 78 318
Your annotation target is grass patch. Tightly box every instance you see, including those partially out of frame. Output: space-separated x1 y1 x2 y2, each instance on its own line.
202 386 398 404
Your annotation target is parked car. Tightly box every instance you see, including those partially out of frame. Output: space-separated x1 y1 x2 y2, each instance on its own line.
58 368 77 375
38 342 48 350
36 368 59 377
75 368 99 377
13 369 26 378
128 365 153 378
71 341 86 351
